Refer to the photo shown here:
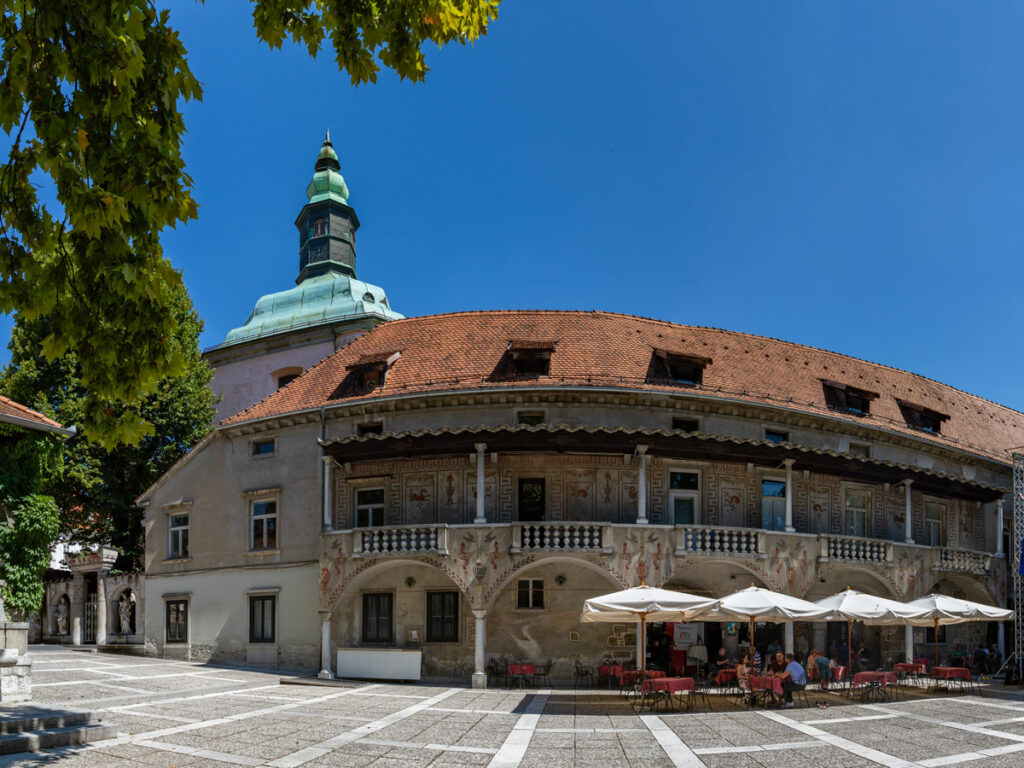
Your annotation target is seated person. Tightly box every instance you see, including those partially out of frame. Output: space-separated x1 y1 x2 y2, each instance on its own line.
735 653 752 685
769 651 787 675
811 650 833 689
766 640 782 657
779 653 808 709
713 647 733 671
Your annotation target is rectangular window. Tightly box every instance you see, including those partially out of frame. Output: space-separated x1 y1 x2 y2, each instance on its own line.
251 439 276 456
898 401 948 434
670 472 699 490
822 381 877 416
924 501 945 546
517 578 544 609
168 513 189 559
848 442 871 458
166 599 188 644
355 488 385 528
517 478 546 522
512 354 550 377
249 595 276 643
426 591 459 642
362 593 394 643
672 417 699 432
761 480 786 531
517 411 545 426
764 429 788 443
844 490 870 537
357 422 383 436
251 500 278 550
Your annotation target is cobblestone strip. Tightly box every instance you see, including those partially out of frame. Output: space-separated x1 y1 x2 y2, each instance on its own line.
861 703 1024 743
486 690 549 768
262 687 462 768
758 710 920 767
639 715 706 768
134 738 267 766
692 740 824 755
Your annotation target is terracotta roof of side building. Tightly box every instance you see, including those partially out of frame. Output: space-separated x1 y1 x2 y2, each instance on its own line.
221 310 1024 465
0 394 73 435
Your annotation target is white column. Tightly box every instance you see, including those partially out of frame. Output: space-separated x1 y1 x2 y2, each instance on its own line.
783 622 794 655
783 459 795 532
905 625 914 663
474 443 487 524
904 480 914 544
95 574 108 646
636 445 649 525
322 457 334 530
318 611 334 679
472 609 487 689
996 500 1004 556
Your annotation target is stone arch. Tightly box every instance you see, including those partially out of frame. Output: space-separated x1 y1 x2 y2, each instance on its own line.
328 556 470 615
664 559 771 597
803 565 902 602
482 555 625 611
926 575 995 605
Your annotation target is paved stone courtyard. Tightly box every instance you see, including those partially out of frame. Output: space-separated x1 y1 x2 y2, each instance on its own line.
6 648 1024 767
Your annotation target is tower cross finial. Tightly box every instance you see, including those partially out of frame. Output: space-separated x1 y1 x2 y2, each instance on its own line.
325 127 331 144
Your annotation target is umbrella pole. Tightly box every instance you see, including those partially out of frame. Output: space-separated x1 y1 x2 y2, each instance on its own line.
848 619 852 676
749 617 755 669
934 618 939 670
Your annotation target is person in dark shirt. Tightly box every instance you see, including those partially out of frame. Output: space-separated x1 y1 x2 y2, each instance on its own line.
652 635 672 672
713 647 733 671
769 651 786 675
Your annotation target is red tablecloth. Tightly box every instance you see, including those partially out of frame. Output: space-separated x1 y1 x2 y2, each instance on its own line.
894 663 925 675
598 665 624 678
643 676 695 695
748 676 783 696
852 671 896 687
714 668 738 685
509 664 535 676
932 666 970 681
621 669 666 685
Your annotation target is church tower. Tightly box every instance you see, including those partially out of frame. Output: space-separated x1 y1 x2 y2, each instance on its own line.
205 134 404 423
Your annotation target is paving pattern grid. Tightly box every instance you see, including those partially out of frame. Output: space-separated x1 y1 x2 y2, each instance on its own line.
6 648 1024 767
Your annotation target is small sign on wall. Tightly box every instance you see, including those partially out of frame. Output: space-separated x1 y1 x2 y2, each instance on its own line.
407 627 422 644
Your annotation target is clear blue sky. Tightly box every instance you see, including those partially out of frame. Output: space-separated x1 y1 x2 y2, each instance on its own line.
3 1 1024 410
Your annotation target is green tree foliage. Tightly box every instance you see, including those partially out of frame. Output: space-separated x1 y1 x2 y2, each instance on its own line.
0 1 499 447
1 282 216 570
0 426 62 617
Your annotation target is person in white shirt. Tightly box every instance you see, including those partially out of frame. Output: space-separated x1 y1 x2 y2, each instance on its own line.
779 653 807 708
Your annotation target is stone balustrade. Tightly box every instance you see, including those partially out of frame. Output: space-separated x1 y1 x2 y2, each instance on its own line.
676 526 764 557
936 547 990 574
820 534 892 565
355 525 448 556
512 523 604 551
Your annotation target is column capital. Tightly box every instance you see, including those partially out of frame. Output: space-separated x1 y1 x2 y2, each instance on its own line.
322 455 335 466
903 478 914 488
472 609 488 620
318 610 333 621
782 458 795 468
635 444 648 456
474 442 487 453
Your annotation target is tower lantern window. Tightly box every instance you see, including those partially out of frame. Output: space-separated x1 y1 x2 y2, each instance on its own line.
313 217 327 236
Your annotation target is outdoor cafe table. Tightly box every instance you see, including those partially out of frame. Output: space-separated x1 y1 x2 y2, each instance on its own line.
894 662 926 676
508 664 535 688
931 666 973 693
641 676 696 711
851 671 897 702
714 668 738 686
598 664 624 689
620 669 666 686
746 676 783 708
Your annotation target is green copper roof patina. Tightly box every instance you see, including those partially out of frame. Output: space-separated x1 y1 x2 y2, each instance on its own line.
305 129 350 204
224 268 403 344
219 133 403 347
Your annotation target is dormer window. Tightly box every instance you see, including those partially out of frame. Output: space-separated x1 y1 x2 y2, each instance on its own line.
648 350 710 387
508 340 555 378
897 400 948 434
346 351 401 392
313 217 327 236
822 380 878 416
277 373 299 389
362 292 375 304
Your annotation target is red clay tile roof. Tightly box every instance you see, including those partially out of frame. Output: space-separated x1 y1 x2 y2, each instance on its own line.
0 394 68 434
222 310 1024 464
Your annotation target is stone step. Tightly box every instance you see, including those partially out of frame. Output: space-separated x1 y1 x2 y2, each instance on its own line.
0 707 95 735
0 723 117 755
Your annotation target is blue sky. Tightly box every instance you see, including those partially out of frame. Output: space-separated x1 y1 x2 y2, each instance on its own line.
4 1 1024 410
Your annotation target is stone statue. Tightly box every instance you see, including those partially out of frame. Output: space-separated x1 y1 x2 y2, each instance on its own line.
55 599 68 636
118 593 133 635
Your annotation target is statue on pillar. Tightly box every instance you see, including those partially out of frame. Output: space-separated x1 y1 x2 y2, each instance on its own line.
118 593 134 635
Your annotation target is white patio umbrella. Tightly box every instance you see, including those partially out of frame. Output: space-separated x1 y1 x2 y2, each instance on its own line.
813 588 930 674
582 584 718 674
688 585 832 667
871 593 1014 670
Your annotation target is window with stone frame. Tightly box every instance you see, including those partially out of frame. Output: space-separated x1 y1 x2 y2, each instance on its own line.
166 599 188 644
761 479 786 531
764 429 788 443
251 499 278 550
843 490 871 537
249 595 276 644
672 417 699 432
517 411 545 426
362 593 394 643
168 512 189 559
517 578 544 609
426 591 459 642
354 487 386 528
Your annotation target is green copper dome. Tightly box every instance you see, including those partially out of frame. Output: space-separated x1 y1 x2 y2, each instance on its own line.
305 130 349 204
